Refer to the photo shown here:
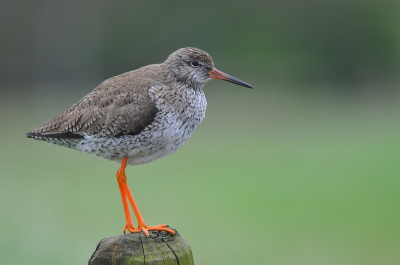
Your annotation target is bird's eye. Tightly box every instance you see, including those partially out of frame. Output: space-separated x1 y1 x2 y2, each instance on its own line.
191 60 200 67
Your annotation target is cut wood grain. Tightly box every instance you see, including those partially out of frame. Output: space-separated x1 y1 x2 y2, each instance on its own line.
89 228 194 265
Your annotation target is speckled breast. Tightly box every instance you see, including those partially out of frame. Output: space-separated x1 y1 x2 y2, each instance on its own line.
75 85 207 165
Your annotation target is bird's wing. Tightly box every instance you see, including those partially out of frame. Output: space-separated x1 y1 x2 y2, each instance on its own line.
27 71 159 139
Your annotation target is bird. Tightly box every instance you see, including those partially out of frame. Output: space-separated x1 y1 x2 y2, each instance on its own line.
26 47 253 236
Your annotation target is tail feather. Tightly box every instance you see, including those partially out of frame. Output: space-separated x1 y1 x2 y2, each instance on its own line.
26 131 84 139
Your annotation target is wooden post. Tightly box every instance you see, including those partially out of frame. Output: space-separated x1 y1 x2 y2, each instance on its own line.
89 228 194 265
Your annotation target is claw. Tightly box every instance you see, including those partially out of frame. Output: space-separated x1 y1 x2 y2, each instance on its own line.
123 222 137 234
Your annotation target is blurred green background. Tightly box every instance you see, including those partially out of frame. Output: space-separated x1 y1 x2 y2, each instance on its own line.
1 1 399 264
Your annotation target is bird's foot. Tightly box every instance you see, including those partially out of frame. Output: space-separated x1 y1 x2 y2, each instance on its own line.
138 223 176 237
124 222 175 237
123 222 137 234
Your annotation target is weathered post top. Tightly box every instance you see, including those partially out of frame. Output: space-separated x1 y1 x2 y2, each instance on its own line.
89 228 194 265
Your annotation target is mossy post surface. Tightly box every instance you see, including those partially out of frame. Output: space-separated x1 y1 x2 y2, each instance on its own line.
89 228 194 265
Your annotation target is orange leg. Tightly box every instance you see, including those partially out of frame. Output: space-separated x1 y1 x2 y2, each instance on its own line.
116 157 175 237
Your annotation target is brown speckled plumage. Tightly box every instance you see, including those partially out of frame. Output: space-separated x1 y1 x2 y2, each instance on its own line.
29 65 165 138
27 47 252 165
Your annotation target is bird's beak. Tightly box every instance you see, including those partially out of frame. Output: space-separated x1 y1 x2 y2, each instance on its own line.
208 68 253 88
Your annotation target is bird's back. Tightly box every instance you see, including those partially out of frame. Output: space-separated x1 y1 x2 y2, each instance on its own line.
27 63 207 165
28 64 166 139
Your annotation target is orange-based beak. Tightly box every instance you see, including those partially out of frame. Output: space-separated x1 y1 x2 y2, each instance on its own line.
208 68 253 88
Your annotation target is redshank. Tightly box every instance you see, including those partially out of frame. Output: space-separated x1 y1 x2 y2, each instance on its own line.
27 47 253 236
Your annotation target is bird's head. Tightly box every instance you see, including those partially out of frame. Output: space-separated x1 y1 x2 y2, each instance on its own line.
164 47 252 90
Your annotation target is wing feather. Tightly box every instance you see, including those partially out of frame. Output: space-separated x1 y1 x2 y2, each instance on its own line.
27 67 161 139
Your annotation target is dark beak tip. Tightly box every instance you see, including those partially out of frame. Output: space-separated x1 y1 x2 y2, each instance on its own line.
239 82 253 89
